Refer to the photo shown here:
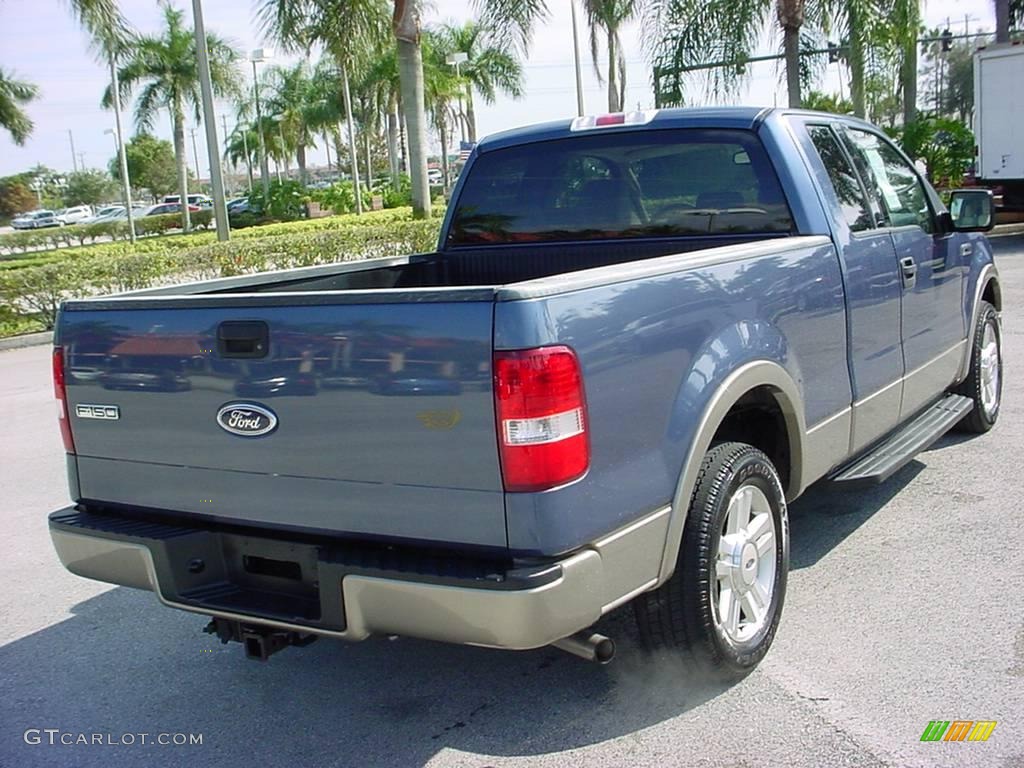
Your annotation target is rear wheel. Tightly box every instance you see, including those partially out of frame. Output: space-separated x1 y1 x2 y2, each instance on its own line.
957 300 1001 433
634 442 789 680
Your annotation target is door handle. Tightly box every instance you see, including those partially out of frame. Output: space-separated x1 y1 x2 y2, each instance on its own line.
900 256 917 289
217 321 269 358
960 243 973 258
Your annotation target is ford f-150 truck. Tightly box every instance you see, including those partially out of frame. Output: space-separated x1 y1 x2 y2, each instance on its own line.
48 108 1001 677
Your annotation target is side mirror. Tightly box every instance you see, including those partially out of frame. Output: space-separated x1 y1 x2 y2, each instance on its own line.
948 189 995 232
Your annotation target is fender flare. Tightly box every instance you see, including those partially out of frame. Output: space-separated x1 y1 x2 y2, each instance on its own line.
656 359 806 585
957 263 1001 383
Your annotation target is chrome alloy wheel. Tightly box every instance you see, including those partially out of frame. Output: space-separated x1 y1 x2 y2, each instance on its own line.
714 484 777 643
979 320 1001 418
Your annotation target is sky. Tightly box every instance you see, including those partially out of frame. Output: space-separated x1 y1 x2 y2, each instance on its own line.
0 0 997 178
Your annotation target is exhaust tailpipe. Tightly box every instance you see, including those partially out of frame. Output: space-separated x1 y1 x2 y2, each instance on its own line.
552 631 615 664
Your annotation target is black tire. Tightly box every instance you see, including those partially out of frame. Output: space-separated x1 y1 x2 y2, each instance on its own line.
956 300 1002 433
633 442 789 680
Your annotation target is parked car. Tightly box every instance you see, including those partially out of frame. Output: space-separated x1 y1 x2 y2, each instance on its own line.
48 108 1001 677
427 168 443 185
58 205 93 225
83 205 126 224
163 194 212 208
11 210 61 229
145 203 201 216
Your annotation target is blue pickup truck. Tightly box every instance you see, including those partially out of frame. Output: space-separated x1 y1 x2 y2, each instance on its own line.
48 108 1001 677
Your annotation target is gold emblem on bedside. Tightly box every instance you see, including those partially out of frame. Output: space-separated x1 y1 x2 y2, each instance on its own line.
417 409 462 430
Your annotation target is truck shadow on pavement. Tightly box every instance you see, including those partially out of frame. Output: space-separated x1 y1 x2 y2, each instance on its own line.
0 585 732 767
787 460 925 570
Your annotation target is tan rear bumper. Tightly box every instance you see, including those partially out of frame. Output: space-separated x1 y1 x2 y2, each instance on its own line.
50 505 669 651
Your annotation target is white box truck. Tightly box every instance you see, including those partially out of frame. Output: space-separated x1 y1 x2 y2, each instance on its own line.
974 43 1024 210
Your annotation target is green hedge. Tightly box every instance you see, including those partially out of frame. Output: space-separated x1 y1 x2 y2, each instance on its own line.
0 216 441 333
0 210 215 255
0 207 418 263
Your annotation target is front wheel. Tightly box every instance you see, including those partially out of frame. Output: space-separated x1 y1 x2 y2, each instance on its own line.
633 442 789 680
956 300 1001 433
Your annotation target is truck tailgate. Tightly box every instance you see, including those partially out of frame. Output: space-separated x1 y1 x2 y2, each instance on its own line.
58 299 505 548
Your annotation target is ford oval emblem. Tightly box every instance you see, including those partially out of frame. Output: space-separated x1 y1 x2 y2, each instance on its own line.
216 403 278 437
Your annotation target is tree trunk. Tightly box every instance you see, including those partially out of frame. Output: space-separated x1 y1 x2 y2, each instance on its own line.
776 0 805 108
340 63 363 214
901 35 917 126
297 143 307 186
465 88 477 144
783 25 801 107
364 130 373 191
387 98 400 189
395 3 430 219
607 30 620 112
996 0 1010 43
172 106 191 232
440 111 450 188
848 7 867 118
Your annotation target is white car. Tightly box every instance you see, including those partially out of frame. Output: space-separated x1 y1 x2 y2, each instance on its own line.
11 210 62 229
427 169 443 185
84 205 125 223
58 205 93 225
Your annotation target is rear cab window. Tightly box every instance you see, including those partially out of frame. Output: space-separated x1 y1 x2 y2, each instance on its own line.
805 124 876 232
448 129 795 246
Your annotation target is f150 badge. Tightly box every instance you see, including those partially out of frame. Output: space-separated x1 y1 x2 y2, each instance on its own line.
216 403 278 437
76 404 120 420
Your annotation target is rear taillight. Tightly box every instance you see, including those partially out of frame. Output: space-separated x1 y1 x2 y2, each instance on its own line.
52 347 75 453
493 346 589 492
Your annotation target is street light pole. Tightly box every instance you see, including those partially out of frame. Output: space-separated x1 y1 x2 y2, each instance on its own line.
108 51 136 242
251 50 272 199
191 0 230 240
570 0 585 116
446 52 469 143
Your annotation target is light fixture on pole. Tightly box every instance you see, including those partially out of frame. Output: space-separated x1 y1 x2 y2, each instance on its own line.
250 47 274 199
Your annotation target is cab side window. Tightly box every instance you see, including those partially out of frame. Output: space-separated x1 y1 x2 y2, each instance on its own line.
843 128 934 233
807 124 874 233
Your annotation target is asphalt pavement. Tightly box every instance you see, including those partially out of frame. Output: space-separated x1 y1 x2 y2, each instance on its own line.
1 235 1022 768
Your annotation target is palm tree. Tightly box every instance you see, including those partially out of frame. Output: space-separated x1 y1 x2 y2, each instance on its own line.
0 70 38 146
105 2 240 231
642 0 813 108
258 0 389 214
586 0 637 111
261 61 331 185
358 44 403 185
435 20 523 142
260 0 436 218
422 30 464 187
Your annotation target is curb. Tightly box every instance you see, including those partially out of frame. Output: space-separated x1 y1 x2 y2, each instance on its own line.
0 330 53 352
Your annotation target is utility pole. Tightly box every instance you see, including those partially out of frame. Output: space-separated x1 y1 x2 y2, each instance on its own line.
77 152 86 170
192 0 230 240
68 130 78 172
570 0 585 116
